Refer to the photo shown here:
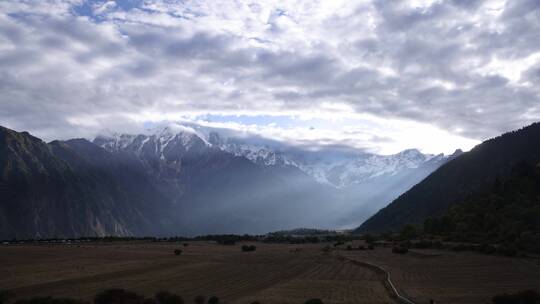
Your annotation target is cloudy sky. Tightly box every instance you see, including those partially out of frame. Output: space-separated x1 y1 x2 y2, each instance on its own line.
0 0 539 154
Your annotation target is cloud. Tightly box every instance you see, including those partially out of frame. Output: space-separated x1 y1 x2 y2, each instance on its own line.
0 0 538 154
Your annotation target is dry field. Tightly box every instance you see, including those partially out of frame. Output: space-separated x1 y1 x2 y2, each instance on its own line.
3 241 539 304
0 242 394 304
340 242 540 304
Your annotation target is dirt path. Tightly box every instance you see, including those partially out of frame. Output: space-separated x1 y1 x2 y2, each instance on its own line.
335 253 416 304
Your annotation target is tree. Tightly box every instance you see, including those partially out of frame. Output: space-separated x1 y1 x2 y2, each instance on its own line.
155 291 184 304
207 297 219 304
492 290 540 304
94 289 144 304
193 296 205 304
392 246 408 254
241 245 256 252
0 290 13 304
400 224 418 240
14 297 84 304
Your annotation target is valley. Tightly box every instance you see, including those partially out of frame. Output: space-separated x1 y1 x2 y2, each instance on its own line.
1 241 539 304
1 1 539 303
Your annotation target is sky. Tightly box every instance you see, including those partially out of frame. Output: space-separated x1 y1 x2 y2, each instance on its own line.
0 0 539 154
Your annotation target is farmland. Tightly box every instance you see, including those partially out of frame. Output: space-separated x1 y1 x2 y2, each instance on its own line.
340 242 540 304
0 242 393 304
1 241 540 304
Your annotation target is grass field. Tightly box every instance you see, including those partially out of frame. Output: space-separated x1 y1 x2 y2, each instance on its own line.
2 241 540 304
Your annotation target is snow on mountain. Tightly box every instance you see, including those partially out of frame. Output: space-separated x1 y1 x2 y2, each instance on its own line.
94 126 210 160
204 130 452 188
94 126 456 189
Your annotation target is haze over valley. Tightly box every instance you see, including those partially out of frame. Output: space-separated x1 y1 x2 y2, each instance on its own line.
1 1 540 303
1 123 461 238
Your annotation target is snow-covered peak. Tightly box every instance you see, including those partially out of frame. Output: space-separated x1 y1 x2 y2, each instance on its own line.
94 126 211 161
212 136 450 188
94 125 453 189
94 133 137 151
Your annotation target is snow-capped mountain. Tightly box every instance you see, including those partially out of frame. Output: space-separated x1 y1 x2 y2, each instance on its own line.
303 149 446 188
95 126 210 159
1 123 464 238
91 124 461 230
204 131 458 188
95 125 460 189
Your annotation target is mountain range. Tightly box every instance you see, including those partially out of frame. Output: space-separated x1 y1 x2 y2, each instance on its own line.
357 122 540 235
94 125 460 229
0 124 456 239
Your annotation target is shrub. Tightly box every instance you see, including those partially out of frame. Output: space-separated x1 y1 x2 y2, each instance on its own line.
479 244 496 254
94 289 144 304
392 246 408 254
333 241 344 247
304 299 324 304
193 296 205 304
241 245 256 252
363 234 377 244
174 249 182 256
0 290 14 304
492 290 540 304
155 291 184 304
207 296 219 304
14 297 85 304
400 224 418 240
367 244 375 250
452 243 472 252
414 240 434 249
497 244 518 257
183 243 189 247
399 240 412 249
346 245 352 251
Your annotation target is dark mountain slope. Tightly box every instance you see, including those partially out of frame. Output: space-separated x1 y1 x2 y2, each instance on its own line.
423 161 540 252
97 133 342 235
0 127 173 239
51 139 176 235
0 126 340 238
357 122 540 233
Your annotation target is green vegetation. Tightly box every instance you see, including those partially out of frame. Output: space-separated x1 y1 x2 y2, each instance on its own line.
3 232 361 246
8 289 335 304
359 122 540 233
423 161 540 253
193 295 205 304
0 291 13 304
14 298 85 304
155 291 184 304
94 289 143 304
207 296 219 304
392 246 408 254
241 245 257 252
492 290 540 304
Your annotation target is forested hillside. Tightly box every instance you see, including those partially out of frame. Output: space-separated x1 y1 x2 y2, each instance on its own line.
358 122 540 233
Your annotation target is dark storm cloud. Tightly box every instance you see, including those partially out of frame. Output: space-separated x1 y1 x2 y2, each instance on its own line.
0 0 538 148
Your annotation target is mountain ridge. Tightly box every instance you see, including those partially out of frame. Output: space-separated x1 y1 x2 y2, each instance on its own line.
0 124 457 239
94 125 457 189
357 122 540 233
